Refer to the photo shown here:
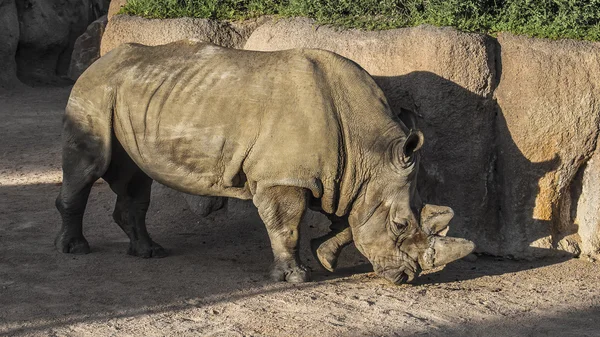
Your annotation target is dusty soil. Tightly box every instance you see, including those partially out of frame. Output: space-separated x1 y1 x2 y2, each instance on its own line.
1 87 599 336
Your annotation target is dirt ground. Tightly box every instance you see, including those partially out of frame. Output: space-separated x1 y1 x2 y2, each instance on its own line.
1 87 599 337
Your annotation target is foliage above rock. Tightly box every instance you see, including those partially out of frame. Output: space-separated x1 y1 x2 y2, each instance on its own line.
121 0 600 41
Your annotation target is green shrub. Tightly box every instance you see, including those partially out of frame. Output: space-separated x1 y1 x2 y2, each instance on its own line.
492 0 600 40
121 0 600 41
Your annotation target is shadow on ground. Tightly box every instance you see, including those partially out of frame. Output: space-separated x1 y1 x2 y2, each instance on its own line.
0 180 579 336
430 306 600 337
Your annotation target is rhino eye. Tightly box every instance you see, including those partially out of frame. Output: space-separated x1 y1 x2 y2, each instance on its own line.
391 220 408 236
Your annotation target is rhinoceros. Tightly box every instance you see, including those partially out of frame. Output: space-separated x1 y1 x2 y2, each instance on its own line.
55 40 475 284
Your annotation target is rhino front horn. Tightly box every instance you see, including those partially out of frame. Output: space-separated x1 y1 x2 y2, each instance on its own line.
421 204 454 235
420 236 476 270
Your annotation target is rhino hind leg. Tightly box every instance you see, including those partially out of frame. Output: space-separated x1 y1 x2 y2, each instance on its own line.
103 141 167 258
55 114 112 254
254 186 310 283
55 178 94 254
310 216 353 272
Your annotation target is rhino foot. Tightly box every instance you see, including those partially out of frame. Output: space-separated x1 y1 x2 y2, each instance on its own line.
55 234 91 254
271 262 310 283
310 238 338 272
127 240 168 258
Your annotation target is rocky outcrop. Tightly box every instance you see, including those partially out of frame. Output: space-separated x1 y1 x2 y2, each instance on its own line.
68 15 108 81
245 18 500 255
0 0 19 89
14 0 109 85
495 33 600 258
575 148 600 257
100 15 264 56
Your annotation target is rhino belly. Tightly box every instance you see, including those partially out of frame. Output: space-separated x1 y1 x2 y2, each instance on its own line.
113 118 254 200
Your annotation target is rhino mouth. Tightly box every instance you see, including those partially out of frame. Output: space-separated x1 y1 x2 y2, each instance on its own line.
375 263 420 285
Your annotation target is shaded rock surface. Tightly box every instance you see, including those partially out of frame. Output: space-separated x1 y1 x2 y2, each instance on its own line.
576 147 600 257
14 0 109 85
244 18 499 255
0 0 19 89
100 15 265 56
68 15 108 81
495 33 600 258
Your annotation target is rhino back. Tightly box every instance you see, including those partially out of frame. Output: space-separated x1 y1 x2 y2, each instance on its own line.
75 41 344 201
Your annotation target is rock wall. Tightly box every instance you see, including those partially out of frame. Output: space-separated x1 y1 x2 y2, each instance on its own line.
95 15 600 259
495 33 600 258
0 0 109 86
576 148 600 257
0 0 19 89
15 0 110 84
100 15 264 56
68 15 108 81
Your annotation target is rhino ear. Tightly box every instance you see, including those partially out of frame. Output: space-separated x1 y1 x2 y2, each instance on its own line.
403 130 424 160
421 204 454 235
398 107 417 130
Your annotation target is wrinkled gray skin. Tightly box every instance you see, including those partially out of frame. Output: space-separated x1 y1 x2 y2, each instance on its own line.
56 40 475 284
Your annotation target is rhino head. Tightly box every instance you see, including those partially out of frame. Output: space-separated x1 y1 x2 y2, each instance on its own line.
348 130 475 284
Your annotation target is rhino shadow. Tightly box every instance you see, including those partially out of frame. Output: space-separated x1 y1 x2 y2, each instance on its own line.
342 68 581 282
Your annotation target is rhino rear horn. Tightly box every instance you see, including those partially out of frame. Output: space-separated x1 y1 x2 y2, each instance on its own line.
420 236 476 270
421 204 454 235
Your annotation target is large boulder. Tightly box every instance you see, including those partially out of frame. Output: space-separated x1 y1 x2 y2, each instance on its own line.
575 147 600 258
100 15 264 56
0 0 19 89
14 0 108 84
495 33 600 258
68 15 108 81
92 0 110 18
244 18 500 254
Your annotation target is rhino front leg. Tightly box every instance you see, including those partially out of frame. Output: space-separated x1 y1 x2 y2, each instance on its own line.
112 178 167 258
311 216 353 272
254 186 310 283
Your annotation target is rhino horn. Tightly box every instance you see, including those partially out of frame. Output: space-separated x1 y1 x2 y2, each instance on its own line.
420 236 475 270
420 204 454 235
